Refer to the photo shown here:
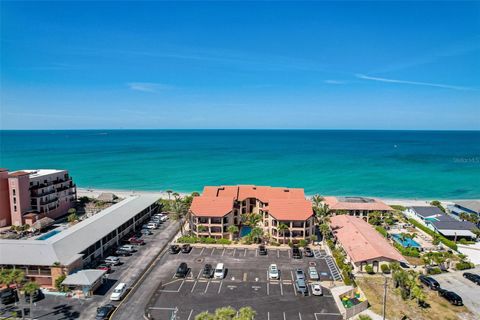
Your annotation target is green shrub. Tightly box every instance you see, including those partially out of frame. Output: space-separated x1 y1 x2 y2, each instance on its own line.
391 205 406 212
359 315 373 320
342 269 353 286
408 219 457 251
456 261 474 270
288 241 294 247
177 236 199 243
393 242 420 257
375 226 388 238
55 274 67 292
427 267 442 275
200 237 216 244
216 238 231 245
458 238 476 245
365 265 374 274
298 239 308 247
381 264 391 274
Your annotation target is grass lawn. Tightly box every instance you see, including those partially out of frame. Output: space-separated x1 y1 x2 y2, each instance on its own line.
356 276 474 320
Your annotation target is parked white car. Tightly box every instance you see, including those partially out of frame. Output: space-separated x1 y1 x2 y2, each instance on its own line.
214 263 225 279
104 256 120 266
146 222 158 229
308 266 320 281
311 283 323 296
110 282 127 301
119 245 135 253
268 264 279 280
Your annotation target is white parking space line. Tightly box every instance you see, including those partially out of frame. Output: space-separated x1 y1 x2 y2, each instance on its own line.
267 282 270 295
211 248 215 255
290 270 295 281
292 282 297 296
277 250 280 258
218 280 223 294
187 309 194 320
204 281 211 293
288 250 291 258
222 248 226 256
244 248 247 256
191 281 197 293
200 247 205 255
280 281 283 295
314 312 342 319
149 307 176 310
233 248 236 256
283 312 286 320
267 312 270 320
197 269 202 279
298 312 302 320
255 249 258 257
243 272 248 281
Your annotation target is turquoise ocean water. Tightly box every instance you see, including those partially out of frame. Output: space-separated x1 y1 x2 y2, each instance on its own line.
0 130 479 199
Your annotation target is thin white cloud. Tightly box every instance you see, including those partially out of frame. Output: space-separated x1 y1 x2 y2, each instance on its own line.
324 80 346 85
127 82 172 93
355 74 472 91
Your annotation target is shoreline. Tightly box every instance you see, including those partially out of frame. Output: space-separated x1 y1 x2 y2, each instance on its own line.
76 187 471 207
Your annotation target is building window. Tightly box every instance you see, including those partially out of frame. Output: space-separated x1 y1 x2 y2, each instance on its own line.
12 189 16 196
13 197 16 204
14 205 17 212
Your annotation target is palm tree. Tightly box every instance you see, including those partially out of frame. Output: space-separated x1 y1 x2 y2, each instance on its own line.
170 200 187 235
315 203 330 224
166 190 173 200
227 225 239 241
311 194 324 209
319 223 330 241
191 192 200 197
24 281 40 320
172 192 180 200
278 223 289 245
10 269 26 319
250 227 264 244
236 306 256 319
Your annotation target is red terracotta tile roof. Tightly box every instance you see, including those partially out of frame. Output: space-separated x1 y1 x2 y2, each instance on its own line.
330 215 406 264
0 168 8 172
190 196 234 217
265 199 313 221
324 196 393 211
192 185 312 220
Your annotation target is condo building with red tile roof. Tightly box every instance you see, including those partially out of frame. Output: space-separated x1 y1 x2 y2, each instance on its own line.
189 185 314 243
323 196 393 222
330 215 406 272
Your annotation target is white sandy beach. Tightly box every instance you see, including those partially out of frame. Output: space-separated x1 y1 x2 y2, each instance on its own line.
76 187 461 208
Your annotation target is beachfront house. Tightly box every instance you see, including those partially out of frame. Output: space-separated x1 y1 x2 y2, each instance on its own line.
189 185 315 244
330 215 406 272
448 200 480 220
405 206 444 222
322 196 393 222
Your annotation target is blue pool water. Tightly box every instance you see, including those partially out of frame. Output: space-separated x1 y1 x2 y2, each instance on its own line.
240 226 252 237
36 229 62 240
392 233 421 248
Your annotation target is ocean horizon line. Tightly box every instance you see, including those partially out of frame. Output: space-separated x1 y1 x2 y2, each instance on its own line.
2 128 480 132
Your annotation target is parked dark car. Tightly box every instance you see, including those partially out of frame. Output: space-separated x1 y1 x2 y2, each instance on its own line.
169 245 181 254
0 288 18 305
295 279 308 296
95 304 116 320
129 237 145 245
202 264 214 278
304 247 313 257
25 289 42 303
181 244 192 253
419 275 440 290
258 245 267 255
175 262 189 278
399 262 410 269
463 272 480 285
292 246 302 259
114 249 131 257
439 289 463 306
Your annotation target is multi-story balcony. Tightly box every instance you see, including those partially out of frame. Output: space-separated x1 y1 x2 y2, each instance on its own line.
39 197 58 205
31 188 56 198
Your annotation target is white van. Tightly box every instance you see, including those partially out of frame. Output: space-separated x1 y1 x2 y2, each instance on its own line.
214 263 225 279
110 282 127 301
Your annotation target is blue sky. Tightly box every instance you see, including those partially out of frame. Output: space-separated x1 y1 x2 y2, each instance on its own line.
1 1 479 130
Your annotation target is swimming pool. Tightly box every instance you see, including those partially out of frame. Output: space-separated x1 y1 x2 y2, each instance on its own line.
391 233 421 248
239 226 252 237
36 229 62 240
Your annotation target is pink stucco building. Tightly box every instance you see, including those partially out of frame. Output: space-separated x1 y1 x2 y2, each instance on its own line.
1 169 77 226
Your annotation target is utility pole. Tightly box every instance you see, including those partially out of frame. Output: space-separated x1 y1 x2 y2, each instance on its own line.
383 275 387 320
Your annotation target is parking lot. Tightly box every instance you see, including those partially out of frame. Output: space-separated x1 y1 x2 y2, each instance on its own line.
145 246 342 320
1 218 180 320
431 266 480 317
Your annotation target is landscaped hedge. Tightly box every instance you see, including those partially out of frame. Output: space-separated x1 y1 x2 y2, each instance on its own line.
393 242 420 258
375 226 388 238
427 267 442 275
456 261 475 270
381 264 391 274
176 236 231 245
408 218 457 251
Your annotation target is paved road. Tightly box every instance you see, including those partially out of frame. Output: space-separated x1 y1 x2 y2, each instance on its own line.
0 219 180 320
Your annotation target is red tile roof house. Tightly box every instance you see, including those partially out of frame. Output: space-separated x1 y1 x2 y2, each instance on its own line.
330 215 406 272
323 196 393 223
189 185 315 244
